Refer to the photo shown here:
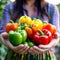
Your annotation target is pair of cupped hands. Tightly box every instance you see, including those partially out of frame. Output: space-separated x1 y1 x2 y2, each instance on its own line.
12 44 50 54
1 32 57 54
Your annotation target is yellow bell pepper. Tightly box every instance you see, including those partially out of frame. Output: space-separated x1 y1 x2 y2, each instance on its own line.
19 16 32 25
32 18 43 30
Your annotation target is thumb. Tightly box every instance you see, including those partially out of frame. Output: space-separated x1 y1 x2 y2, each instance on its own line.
39 44 50 49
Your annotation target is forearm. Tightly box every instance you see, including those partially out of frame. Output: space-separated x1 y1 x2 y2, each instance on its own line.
49 38 59 48
48 32 60 48
0 32 13 50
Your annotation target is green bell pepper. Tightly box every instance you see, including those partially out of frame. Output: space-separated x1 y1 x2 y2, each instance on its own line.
8 31 22 46
9 29 27 46
19 30 27 44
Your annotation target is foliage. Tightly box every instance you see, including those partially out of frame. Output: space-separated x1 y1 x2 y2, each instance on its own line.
0 40 8 60
58 6 60 13
0 0 10 60
0 0 10 21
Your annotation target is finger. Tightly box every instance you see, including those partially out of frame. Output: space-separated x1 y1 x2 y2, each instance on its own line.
39 45 50 49
21 46 29 54
24 46 30 54
1 32 8 40
33 46 41 53
20 44 29 53
14 44 28 53
29 48 36 54
29 47 40 54
39 48 49 52
13 44 24 52
19 45 29 54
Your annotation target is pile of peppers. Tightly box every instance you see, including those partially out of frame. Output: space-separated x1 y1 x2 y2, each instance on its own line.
25 26 52 45
5 15 57 59
6 15 57 46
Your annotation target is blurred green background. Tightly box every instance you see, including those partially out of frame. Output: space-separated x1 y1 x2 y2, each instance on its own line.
0 0 10 60
0 0 60 60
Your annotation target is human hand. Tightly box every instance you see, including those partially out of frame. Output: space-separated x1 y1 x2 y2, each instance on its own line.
53 32 59 39
39 32 60 49
39 44 50 51
28 32 59 54
1 32 29 54
1 32 8 40
29 46 48 54
12 44 29 54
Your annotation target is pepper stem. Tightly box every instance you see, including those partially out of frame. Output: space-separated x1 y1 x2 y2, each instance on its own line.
24 15 27 18
43 21 48 25
9 20 14 23
34 18 37 20
38 30 44 36
34 18 39 21
29 25 32 28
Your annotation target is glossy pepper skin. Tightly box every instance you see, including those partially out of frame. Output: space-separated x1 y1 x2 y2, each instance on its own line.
25 26 33 38
33 29 52 45
19 23 27 30
32 18 43 32
8 31 22 46
19 16 32 25
43 23 56 36
25 26 36 41
17 30 27 44
6 20 18 33
16 27 27 44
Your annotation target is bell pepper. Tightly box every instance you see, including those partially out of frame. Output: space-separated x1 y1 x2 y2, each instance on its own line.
25 26 36 41
19 23 27 30
24 39 34 47
28 42 34 47
25 26 33 37
17 29 27 44
32 18 43 31
8 29 27 46
19 15 32 25
51 25 56 36
6 20 18 33
8 31 22 46
33 29 52 45
43 23 56 36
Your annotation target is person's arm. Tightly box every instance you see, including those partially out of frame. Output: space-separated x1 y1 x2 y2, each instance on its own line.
0 4 11 46
29 5 60 54
0 4 11 33
39 5 60 49
0 4 29 54
52 5 59 33
48 5 60 47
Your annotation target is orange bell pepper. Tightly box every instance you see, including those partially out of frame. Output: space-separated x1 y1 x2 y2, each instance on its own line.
6 20 18 33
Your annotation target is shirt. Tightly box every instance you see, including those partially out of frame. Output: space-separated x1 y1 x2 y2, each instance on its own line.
0 2 59 33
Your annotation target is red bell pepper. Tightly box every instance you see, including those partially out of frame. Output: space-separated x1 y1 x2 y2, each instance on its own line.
33 29 52 45
43 23 56 36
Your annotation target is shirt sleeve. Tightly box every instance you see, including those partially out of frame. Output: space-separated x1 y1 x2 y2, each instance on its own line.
51 5 60 33
0 4 11 33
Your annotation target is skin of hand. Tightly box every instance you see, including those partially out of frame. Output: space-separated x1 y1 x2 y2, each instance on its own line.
0 32 29 54
29 33 60 54
29 46 48 54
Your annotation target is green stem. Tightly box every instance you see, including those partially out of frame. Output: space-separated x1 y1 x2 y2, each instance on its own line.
34 18 37 20
43 21 48 24
29 25 32 28
24 15 27 18
9 20 14 23
38 30 44 36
